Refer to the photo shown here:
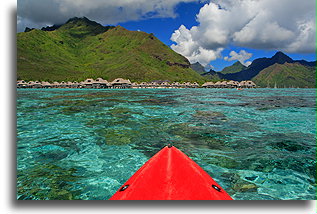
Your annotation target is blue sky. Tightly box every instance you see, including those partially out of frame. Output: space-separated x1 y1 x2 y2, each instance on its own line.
119 1 316 71
17 0 316 71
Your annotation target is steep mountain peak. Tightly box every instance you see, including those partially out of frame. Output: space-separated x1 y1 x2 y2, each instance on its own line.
57 17 114 38
220 60 247 74
271 51 293 64
232 61 243 66
65 17 100 26
190 62 206 75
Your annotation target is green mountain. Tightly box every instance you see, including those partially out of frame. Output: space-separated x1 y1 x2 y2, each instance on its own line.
190 62 206 75
220 51 316 82
17 17 206 83
252 62 316 88
220 61 246 74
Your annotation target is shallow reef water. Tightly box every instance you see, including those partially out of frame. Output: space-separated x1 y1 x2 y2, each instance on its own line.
17 88 316 200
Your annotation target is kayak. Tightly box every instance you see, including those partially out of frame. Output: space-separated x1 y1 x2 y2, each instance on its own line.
109 145 233 200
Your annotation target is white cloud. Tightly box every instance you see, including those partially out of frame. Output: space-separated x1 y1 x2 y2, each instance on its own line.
170 24 223 67
224 50 252 67
171 0 316 66
17 0 197 32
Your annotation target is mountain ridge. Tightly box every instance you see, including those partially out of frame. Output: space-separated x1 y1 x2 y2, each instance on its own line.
219 51 316 81
18 17 206 83
220 61 247 74
252 62 316 88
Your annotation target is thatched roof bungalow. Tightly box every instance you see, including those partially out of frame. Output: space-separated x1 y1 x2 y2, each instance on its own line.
238 81 256 88
214 81 223 88
161 82 170 88
41 81 51 88
202 82 215 88
244 80 256 88
82 78 94 88
17 80 27 88
93 78 110 88
139 82 148 88
72 81 80 88
51 82 61 88
131 82 140 88
111 78 132 88
65 81 74 88
60 81 67 88
148 82 158 88
221 81 229 88
227 80 239 88
28 81 42 88
183 82 191 88
192 82 200 88
171 82 180 88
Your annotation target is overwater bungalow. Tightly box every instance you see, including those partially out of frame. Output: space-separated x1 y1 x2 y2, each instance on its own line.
147 82 157 88
72 81 80 88
51 82 61 88
183 82 191 88
202 82 215 88
17 77 258 89
171 82 180 88
82 78 94 88
41 81 51 88
93 78 110 88
214 81 222 88
60 81 67 88
111 78 132 89
245 80 256 88
17 80 27 88
131 82 140 88
65 81 73 88
161 82 170 88
139 82 148 88
192 82 200 88
227 80 239 88
222 81 229 88
239 80 256 88
27 81 42 88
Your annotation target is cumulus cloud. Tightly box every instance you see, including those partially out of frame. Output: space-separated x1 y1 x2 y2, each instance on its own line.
224 50 252 67
17 0 196 32
171 0 316 67
170 25 223 66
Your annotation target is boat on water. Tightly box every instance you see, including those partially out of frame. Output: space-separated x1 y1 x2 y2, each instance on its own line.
110 145 233 200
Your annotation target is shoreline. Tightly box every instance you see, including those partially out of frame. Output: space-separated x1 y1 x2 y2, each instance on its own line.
17 78 257 89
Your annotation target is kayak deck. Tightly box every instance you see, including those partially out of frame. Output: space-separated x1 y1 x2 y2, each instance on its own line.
110 146 233 200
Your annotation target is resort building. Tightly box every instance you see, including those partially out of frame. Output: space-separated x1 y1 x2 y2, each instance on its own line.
111 78 132 88
92 78 110 88
227 80 239 88
161 81 170 88
202 82 215 88
50 82 59 88
239 81 256 88
27 81 42 88
41 81 52 88
82 79 94 88
139 82 148 88
17 78 257 89
17 80 28 88
131 82 140 88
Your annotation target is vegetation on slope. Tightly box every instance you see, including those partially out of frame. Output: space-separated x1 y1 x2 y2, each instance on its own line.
252 63 316 88
17 17 207 83
220 61 246 74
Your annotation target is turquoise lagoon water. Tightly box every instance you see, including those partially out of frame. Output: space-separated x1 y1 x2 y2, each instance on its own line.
17 88 316 200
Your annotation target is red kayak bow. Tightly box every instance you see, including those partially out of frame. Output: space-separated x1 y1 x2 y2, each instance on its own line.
110 145 233 200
